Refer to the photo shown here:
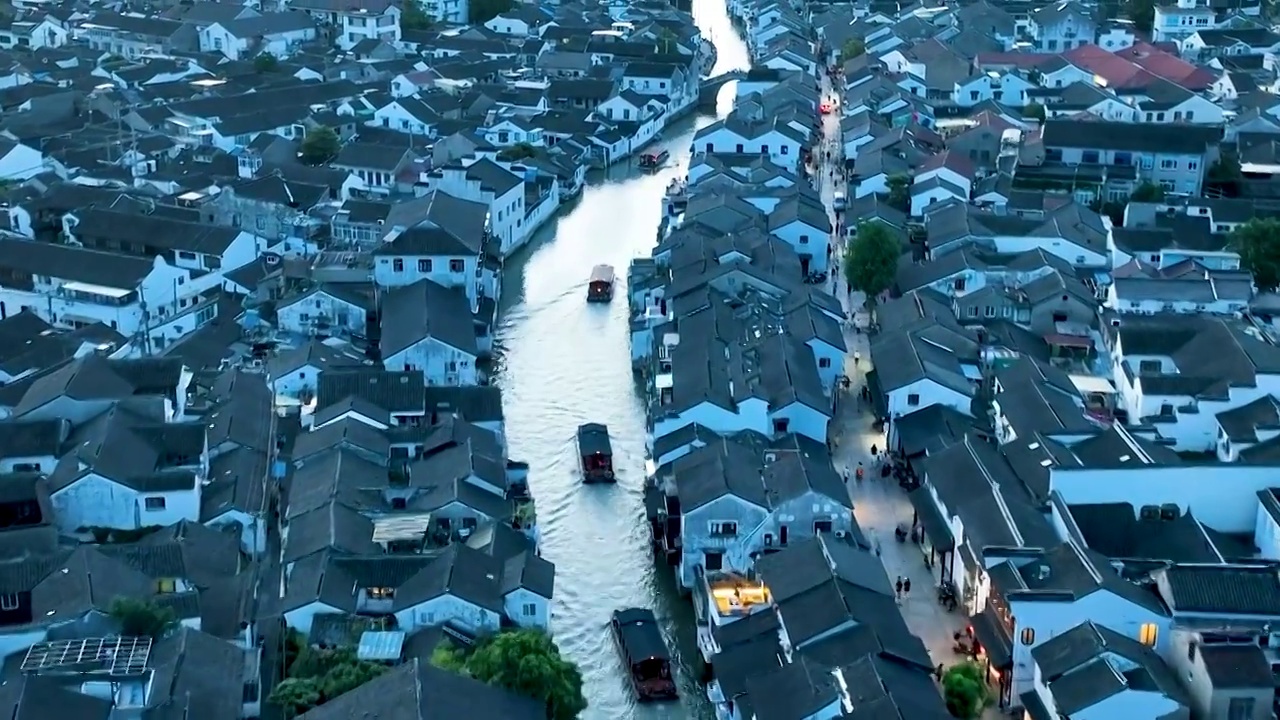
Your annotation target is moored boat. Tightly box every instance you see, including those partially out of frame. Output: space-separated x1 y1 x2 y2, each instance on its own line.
577 423 615 482
639 150 670 169
611 608 678 702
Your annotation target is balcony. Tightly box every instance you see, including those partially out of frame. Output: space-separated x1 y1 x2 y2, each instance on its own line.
703 571 771 621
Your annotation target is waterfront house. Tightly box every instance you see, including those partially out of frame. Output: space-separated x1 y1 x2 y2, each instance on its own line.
296 661 544 720
673 433 853 589
692 116 807 173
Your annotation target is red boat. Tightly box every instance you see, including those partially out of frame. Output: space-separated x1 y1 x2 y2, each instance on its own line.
639 150 669 169
587 264 614 303
577 423 615 483
612 608 677 702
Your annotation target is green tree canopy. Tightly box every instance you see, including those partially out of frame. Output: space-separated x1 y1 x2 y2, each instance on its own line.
439 629 587 720
844 222 901 305
841 38 865 61
109 597 175 639
269 678 322 718
656 28 680 53
1127 0 1155 33
269 646 389 717
497 142 538 162
885 174 910 212
300 126 340 166
1234 217 1280 292
1129 181 1165 203
1025 102 1046 121
468 0 514 24
942 662 990 719
253 52 278 73
401 0 433 31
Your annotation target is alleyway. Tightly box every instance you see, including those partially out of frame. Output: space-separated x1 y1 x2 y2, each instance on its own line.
814 66 1007 719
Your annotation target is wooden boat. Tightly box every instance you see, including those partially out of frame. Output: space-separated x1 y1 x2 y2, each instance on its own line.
577 423 615 483
639 149 669 169
611 608 678 702
587 264 614 303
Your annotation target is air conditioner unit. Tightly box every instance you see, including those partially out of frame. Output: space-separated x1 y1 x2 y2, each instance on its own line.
834 530 849 539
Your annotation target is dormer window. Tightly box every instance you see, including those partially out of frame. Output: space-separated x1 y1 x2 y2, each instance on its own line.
157 579 176 594
368 587 394 600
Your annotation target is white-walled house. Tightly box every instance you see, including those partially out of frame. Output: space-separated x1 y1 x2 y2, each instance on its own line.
48 408 206 534
692 116 806 173
1106 315 1280 452
198 14 317 60
379 279 480 386
674 435 854 589
953 71 1034 108
869 326 978 448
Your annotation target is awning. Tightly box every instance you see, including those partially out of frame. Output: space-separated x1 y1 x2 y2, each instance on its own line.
1020 691 1053 720
971 611 1013 669
1043 333 1093 349
865 369 888 418
908 487 955 550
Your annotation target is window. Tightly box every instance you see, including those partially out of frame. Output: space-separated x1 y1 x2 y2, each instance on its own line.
711 521 738 536
953 277 966 291
1020 627 1035 645
393 258 404 272
704 551 723 571
145 497 166 511
522 603 537 616
449 259 465 273
984 305 996 318
814 520 833 533
818 357 831 368
1081 150 1099 164
0 594 18 611
368 586 395 599
418 258 432 272
157 579 176 594
1139 623 1158 646
1187 641 1197 662
799 234 809 244
1160 159 1177 170
1227 698 1255 720
781 145 789 155
907 393 920 406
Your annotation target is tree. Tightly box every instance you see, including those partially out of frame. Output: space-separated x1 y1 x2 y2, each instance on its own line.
841 38 865 61
1128 0 1155 33
1025 102 1046 121
497 142 538 162
656 28 679 54
843 222 901 306
1234 217 1280 292
468 0 513 24
430 642 467 672
942 662 990 719
447 629 587 720
109 597 175 639
401 0 433 31
269 678 322 718
1129 181 1165 203
1208 153 1243 197
269 646 389 717
253 52 278 73
885 174 910 212
300 126 340 166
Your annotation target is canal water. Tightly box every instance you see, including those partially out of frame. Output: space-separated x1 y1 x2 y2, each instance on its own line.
491 4 749 719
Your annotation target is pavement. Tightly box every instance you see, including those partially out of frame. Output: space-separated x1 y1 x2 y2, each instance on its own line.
813 68 1006 719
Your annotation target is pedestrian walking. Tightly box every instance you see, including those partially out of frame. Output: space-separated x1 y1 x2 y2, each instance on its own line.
894 576 903 601
903 577 912 596
853 350 861 365
870 443 878 457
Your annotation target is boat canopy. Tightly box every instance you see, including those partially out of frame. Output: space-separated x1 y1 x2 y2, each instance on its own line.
577 423 612 456
590 265 615 284
614 609 670 663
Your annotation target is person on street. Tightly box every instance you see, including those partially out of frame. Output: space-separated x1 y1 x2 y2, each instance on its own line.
903 577 912 596
894 577 903 601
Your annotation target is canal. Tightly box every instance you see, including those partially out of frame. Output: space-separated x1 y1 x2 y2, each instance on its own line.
491 4 749 719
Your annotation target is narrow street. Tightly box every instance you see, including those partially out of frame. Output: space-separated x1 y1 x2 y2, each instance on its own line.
813 66 1006 719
